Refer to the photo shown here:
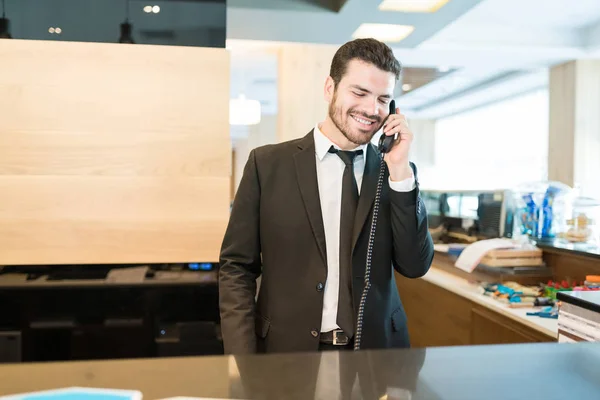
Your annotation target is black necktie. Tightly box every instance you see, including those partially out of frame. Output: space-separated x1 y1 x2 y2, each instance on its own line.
328 146 363 338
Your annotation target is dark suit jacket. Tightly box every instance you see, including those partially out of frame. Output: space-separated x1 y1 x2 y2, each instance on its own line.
219 130 434 354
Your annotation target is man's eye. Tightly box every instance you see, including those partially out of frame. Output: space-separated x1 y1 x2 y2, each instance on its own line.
353 92 365 97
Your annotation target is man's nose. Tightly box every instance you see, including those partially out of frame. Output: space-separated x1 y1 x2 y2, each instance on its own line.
366 98 380 116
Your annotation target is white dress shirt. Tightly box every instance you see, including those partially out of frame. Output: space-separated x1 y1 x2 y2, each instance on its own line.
313 123 415 332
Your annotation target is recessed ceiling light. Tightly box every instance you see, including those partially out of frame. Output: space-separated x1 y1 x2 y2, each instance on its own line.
352 23 414 43
48 27 55 34
402 83 412 91
438 65 450 73
378 0 450 13
143 5 152 13
55 27 62 34
152 5 160 13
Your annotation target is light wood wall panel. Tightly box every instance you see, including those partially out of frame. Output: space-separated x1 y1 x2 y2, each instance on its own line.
277 43 337 142
549 60 600 200
0 39 230 265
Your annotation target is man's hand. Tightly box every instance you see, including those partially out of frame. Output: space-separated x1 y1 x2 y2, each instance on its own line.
381 107 413 182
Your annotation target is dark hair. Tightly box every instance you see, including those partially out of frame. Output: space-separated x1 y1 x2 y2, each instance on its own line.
329 38 402 87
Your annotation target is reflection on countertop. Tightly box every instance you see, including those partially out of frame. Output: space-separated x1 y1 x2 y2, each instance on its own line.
1 342 599 399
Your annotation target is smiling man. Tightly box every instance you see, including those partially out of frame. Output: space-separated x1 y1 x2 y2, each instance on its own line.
219 38 434 355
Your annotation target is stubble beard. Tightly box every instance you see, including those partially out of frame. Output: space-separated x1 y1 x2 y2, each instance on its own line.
328 91 383 146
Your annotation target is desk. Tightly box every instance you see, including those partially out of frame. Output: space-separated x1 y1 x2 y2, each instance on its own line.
421 267 557 338
0 269 222 362
0 342 599 399
396 262 557 347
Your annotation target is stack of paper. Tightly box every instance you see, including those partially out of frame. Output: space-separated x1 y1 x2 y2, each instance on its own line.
454 238 520 273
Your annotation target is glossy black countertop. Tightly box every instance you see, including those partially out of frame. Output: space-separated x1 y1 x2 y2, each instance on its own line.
558 290 600 313
536 238 600 259
1 342 599 399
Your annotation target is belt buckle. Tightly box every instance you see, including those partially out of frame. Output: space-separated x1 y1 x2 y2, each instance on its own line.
332 329 349 345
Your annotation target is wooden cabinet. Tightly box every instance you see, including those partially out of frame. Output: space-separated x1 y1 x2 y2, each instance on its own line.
395 272 555 348
470 308 549 345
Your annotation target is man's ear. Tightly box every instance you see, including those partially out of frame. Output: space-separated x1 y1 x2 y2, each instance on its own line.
324 76 335 103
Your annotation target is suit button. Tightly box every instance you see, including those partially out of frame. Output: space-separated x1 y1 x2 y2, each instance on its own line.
311 330 319 337
316 282 324 291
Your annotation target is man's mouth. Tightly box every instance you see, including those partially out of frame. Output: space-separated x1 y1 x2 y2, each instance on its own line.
351 114 376 127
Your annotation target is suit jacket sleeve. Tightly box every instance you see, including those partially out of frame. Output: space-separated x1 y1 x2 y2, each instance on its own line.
218 149 262 354
388 162 434 278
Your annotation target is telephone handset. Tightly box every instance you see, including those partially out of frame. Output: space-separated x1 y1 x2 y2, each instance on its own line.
377 99 397 154
354 100 397 350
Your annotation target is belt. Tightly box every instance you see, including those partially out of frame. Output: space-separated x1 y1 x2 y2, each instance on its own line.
320 329 352 345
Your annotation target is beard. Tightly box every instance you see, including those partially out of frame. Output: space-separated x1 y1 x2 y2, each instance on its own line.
328 91 383 146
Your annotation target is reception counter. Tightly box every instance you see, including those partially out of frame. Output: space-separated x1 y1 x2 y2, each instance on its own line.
419 267 557 338
0 342 599 399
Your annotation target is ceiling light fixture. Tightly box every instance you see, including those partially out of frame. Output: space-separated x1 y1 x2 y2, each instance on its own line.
352 23 414 43
143 5 152 13
378 0 450 13
119 0 134 44
0 0 11 39
438 66 450 73
152 5 160 13
402 83 412 91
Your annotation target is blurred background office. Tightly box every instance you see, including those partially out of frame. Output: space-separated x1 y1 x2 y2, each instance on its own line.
1 0 600 364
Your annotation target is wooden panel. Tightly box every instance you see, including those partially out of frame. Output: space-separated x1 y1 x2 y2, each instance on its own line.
277 43 337 142
0 40 230 265
548 61 576 187
471 307 552 345
544 249 600 283
396 273 472 347
548 60 600 200
0 132 230 177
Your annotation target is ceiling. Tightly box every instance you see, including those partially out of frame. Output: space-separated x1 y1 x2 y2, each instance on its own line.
0 0 227 47
227 0 600 119
227 0 486 48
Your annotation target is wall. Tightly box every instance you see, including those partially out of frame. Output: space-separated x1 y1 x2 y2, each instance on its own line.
549 60 600 200
277 43 337 142
0 39 231 265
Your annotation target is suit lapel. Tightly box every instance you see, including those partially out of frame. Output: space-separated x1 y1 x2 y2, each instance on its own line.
294 131 327 265
352 144 383 253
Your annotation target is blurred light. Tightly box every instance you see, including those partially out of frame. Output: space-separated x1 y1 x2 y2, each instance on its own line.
152 5 160 13
55 27 62 34
402 83 412 91
143 5 152 13
188 263 213 271
230 94 261 125
48 27 55 34
378 0 450 13
352 23 414 43
439 66 450 73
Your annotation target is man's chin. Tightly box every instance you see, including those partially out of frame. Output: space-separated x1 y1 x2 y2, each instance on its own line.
346 131 373 146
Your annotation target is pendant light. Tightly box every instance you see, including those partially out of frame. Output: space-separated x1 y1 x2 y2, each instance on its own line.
119 0 134 43
0 0 11 39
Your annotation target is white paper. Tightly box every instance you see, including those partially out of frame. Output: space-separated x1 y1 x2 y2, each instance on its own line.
454 238 518 273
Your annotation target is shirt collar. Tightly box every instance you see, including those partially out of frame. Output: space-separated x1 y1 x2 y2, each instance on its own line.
313 123 368 162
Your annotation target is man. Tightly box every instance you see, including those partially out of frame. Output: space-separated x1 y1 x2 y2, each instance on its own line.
219 38 434 355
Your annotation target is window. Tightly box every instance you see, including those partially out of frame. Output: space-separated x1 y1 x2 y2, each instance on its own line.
420 89 549 190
